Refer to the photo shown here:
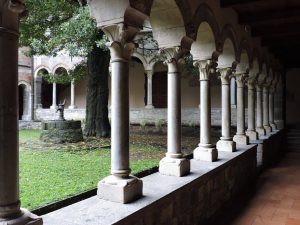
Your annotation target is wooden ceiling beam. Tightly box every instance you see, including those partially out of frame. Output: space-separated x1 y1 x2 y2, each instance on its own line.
239 8 300 25
220 0 262 7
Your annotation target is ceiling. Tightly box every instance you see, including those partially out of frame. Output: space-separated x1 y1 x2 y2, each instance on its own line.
220 0 300 68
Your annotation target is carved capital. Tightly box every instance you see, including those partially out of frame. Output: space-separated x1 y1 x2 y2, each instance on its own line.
107 41 137 62
8 0 25 14
160 47 188 73
194 58 218 81
218 68 234 85
145 70 153 79
235 73 248 88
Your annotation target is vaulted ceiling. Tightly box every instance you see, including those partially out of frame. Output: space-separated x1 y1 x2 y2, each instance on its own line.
221 0 300 68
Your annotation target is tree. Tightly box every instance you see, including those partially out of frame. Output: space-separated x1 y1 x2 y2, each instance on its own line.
20 0 111 137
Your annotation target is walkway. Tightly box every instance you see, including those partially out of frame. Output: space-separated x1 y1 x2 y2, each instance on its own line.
215 151 300 225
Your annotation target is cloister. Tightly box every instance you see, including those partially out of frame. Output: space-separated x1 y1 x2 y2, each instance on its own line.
0 0 298 225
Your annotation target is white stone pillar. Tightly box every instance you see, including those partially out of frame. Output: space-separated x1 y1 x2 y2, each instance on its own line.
263 86 272 134
233 73 249 145
193 60 218 162
68 81 77 109
97 38 142 203
246 79 259 140
216 68 236 152
50 82 57 109
159 48 190 177
0 1 42 224
145 70 154 109
269 88 277 130
230 77 237 108
256 84 266 136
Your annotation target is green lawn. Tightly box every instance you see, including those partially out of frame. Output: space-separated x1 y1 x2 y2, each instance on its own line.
19 129 163 210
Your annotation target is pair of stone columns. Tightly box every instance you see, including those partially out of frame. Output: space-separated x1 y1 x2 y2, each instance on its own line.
0 1 42 224
50 81 76 109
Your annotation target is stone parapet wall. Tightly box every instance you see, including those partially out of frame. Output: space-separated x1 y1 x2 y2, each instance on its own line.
35 108 246 126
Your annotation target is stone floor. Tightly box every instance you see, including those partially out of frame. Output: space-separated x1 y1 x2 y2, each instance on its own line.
213 151 300 225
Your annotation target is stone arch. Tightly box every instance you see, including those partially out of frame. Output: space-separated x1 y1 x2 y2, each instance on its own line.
53 64 70 74
132 52 148 70
18 81 32 121
54 67 71 107
238 39 252 67
149 0 194 49
193 4 220 47
218 37 237 69
219 25 239 62
34 66 51 78
191 21 219 61
35 68 52 109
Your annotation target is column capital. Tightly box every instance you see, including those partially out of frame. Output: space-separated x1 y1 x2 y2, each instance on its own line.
247 77 256 90
234 72 248 88
8 0 25 14
194 59 218 81
145 70 153 79
218 67 234 85
159 47 188 73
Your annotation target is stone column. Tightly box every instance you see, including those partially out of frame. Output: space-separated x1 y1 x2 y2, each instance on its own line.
97 37 142 204
216 68 236 152
246 79 259 140
159 48 190 177
193 60 218 161
230 77 237 108
34 77 42 109
233 73 249 145
145 70 154 109
256 84 266 136
263 85 272 134
22 87 31 121
50 82 57 109
68 81 77 109
269 88 277 130
0 1 42 224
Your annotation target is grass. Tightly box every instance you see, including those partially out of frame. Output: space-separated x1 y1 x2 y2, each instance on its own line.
19 129 163 210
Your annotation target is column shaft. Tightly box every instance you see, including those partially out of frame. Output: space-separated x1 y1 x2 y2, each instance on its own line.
167 71 181 157
69 81 76 109
111 59 130 177
222 83 231 139
269 92 274 124
256 85 265 135
200 80 211 144
247 87 255 130
0 30 20 218
236 86 245 135
263 86 272 133
50 82 57 109
34 77 42 108
146 71 154 109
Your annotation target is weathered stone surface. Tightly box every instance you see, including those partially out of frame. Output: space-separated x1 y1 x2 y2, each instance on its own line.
42 145 263 225
159 157 190 177
40 120 83 143
97 175 143 204
216 139 236 152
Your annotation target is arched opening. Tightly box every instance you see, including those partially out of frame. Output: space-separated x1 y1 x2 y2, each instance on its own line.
37 69 52 109
55 67 71 107
18 84 25 120
152 61 167 108
129 57 146 108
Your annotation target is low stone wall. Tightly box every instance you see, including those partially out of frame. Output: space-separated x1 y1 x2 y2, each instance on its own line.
43 146 257 225
35 108 244 126
19 121 41 130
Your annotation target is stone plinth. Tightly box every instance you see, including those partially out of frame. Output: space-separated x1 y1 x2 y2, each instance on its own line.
159 157 190 177
40 120 83 143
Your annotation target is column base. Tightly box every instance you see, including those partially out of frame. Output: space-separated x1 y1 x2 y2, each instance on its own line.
270 123 277 131
216 139 236 152
264 125 272 134
233 134 249 145
97 175 143 204
50 105 57 110
0 209 42 225
145 104 154 109
256 127 266 136
68 105 77 109
193 145 218 162
159 157 190 177
246 130 259 141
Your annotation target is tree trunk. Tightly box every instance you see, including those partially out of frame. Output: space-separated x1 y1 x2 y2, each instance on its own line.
84 34 111 137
